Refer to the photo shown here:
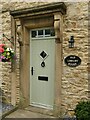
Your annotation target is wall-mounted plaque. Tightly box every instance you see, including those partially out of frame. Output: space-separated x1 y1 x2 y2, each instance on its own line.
64 55 81 67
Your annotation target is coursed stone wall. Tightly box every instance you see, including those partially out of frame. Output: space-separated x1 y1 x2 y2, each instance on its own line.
0 1 89 117
62 2 89 116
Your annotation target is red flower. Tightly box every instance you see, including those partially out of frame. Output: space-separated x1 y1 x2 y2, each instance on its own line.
0 44 5 53
0 47 4 53
0 44 5 47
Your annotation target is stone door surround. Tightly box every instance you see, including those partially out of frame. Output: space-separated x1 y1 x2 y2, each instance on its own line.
10 2 66 116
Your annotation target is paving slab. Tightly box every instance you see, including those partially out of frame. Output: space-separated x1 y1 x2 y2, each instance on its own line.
5 109 54 118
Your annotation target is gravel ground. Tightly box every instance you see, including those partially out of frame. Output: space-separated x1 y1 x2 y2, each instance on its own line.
0 101 14 114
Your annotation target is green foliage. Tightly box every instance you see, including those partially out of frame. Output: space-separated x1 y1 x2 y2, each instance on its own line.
74 101 90 120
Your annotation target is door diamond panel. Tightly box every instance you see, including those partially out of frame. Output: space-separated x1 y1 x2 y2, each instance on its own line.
40 51 47 59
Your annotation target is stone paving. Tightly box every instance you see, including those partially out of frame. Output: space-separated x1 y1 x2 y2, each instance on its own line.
5 109 54 118
4 109 76 119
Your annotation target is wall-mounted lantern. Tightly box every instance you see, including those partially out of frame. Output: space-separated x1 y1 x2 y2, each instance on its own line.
69 36 74 48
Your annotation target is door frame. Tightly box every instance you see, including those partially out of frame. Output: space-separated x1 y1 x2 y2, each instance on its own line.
10 3 66 116
14 14 63 116
21 14 62 116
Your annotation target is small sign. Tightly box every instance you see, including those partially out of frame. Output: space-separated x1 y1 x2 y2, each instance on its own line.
65 55 81 67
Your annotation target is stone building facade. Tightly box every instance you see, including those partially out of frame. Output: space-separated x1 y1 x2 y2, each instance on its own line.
0 1 90 117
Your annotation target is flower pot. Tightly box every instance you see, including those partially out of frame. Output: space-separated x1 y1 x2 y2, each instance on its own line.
2 58 10 62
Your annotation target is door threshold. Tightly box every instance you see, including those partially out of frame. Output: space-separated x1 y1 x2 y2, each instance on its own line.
30 103 53 110
24 105 54 116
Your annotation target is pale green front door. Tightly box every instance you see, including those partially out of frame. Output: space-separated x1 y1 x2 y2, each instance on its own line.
30 28 55 109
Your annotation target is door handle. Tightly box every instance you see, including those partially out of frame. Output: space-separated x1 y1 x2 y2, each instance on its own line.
31 67 34 75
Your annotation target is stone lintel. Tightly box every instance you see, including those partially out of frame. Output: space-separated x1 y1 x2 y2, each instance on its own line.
10 2 66 18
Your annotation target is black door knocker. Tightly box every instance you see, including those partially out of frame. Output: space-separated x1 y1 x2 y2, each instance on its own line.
41 61 45 67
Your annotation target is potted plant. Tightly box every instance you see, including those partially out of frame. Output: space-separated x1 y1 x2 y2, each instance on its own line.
74 101 90 120
0 44 15 62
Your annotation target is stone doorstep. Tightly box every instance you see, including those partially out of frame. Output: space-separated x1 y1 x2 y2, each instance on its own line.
1 106 18 119
1 106 77 119
24 106 77 119
24 105 53 116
